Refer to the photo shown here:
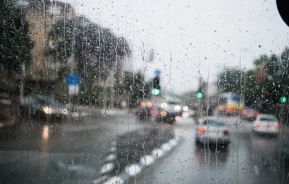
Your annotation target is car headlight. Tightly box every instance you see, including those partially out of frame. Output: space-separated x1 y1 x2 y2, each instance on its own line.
141 101 146 107
160 111 167 117
43 106 54 114
161 103 167 108
183 106 189 112
147 102 152 108
62 108 68 115
174 105 181 111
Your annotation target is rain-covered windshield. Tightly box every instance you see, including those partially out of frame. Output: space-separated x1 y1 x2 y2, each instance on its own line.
0 0 289 184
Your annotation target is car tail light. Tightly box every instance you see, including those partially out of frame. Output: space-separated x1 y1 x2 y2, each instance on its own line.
223 130 230 136
256 122 261 127
256 112 260 116
276 123 280 128
198 127 206 134
242 110 247 116
226 108 231 112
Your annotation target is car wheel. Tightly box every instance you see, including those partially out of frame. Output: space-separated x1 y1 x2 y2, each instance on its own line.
195 138 203 146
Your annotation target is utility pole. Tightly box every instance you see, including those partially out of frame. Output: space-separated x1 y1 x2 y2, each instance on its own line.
20 63 25 103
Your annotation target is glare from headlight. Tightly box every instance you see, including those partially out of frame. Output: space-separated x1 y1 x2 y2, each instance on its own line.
43 106 53 114
62 108 68 115
147 102 152 108
174 105 181 111
161 103 167 108
183 106 189 112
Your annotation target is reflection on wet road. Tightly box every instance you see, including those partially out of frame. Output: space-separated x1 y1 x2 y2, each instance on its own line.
0 113 288 183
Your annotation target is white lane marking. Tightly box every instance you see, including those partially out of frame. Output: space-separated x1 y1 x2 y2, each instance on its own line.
161 143 172 152
72 112 79 117
111 141 117 146
105 154 116 161
100 163 115 174
254 165 259 176
103 176 124 184
124 164 142 176
93 137 182 184
92 176 108 184
151 148 164 158
140 155 155 167
109 146 117 152
169 139 178 146
57 162 96 174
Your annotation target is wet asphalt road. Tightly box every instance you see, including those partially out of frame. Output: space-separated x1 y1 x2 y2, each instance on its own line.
0 112 288 184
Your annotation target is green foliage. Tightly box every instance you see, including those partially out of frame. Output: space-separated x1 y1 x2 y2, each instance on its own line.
217 68 245 94
0 1 33 73
123 71 151 107
49 16 131 80
217 46 289 107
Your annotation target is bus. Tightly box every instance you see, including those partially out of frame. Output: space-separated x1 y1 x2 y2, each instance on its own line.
216 92 244 115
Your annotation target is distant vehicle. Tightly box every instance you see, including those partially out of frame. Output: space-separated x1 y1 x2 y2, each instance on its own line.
195 117 230 145
0 97 18 131
135 99 153 120
253 114 279 135
216 92 244 115
20 95 69 119
0 111 17 130
241 107 260 121
0 93 12 105
156 101 183 124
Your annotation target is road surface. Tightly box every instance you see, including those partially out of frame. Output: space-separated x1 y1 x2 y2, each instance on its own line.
0 111 288 184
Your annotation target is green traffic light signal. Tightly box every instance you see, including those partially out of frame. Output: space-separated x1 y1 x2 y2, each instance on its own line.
196 91 203 99
280 96 287 103
152 88 161 96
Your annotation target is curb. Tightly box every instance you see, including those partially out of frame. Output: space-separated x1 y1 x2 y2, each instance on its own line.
92 136 181 184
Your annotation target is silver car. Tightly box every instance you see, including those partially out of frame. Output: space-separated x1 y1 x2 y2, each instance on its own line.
195 118 230 145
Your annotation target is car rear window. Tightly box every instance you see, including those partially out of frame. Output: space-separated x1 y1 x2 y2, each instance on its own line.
260 118 276 122
203 120 225 126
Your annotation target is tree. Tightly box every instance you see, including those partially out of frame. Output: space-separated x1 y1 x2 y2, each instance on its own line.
217 68 245 94
122 71 151 107
49 16 131 80
0 0 33 73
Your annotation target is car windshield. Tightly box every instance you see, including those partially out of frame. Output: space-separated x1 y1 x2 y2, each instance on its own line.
232 96 240 103
35 95 61 106
1 0 289 184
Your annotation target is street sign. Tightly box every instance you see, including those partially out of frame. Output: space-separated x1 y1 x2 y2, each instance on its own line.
155 69 160 77
65 74 81 96
66 74 80 85
68 85 80 96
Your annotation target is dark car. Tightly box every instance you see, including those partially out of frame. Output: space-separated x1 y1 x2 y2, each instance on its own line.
156 101 183 124
135 99 153 120
0 111 17 130
20 95 69 119
0 92 12 106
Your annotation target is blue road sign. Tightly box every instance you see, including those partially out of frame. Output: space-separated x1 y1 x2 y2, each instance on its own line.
65 74 81 85
155 69 160 77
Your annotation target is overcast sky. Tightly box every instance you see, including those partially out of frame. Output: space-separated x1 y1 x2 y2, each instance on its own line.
64 0 289 94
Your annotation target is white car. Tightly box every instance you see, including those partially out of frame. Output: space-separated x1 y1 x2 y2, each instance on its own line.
195 117 230 145
253 114 279 134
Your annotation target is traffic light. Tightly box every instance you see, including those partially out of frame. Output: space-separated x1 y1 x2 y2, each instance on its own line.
153 77 160 89
152 77 160 96
280 96 287 103
196 91 203 99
